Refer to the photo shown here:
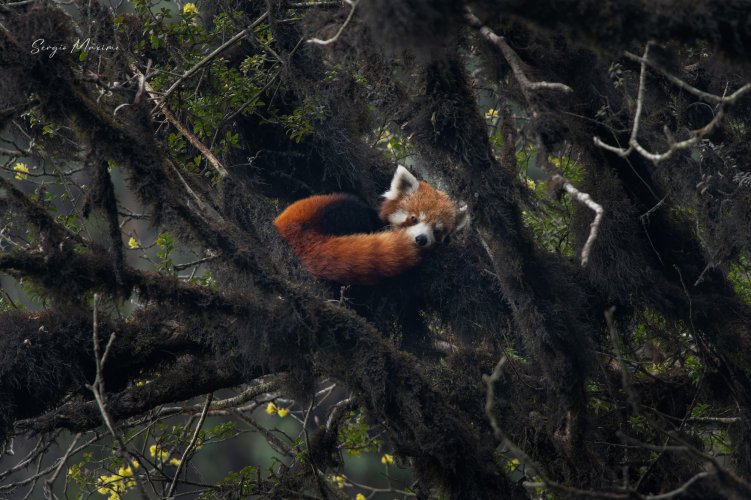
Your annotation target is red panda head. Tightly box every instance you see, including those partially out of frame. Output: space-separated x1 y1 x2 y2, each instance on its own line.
379 165 469 248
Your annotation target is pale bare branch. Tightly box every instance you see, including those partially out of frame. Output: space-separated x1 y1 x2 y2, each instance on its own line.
624 51 751 105
307 0 358 46
465 7 573 102
42 433 81 500
594 43 751 164
645 472 711 500
166 393 213 498
553 175 604 266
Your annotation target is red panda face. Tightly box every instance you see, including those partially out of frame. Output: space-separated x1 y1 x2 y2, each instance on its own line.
379 165 469 248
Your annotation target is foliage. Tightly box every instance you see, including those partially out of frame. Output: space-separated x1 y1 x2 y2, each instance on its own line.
1 0 751 499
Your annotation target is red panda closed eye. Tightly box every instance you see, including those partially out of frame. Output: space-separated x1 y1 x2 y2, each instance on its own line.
274 165 469 285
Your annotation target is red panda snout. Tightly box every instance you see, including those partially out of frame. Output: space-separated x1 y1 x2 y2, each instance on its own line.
407 222 434 247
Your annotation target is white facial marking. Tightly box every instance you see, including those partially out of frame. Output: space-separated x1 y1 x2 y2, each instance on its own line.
383 165 420 200
406 222 435 247
388 209 408 225
436 222 444 231
419 211 426 221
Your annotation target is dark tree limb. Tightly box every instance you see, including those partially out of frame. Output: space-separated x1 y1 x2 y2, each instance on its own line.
481 0 751 63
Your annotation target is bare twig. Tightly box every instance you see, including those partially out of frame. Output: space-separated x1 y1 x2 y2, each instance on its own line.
287 1 342 8
88 294 120 441
301 396 330 499
156 378 284 417
623 51 751 105
465 7 573 101
0 434 99 493
594 43 652 158
552 174 604 266
163 158 222 222
604 306 641 414
3 0 36 6
339 475 418 498
21 452 44 500
166 393 213 498
483 355 553 483
231 410 294 455
640 195 668 223
464 11 599 266
86 295 149 499
325 397 356 431
307 0 358 45
160 12 269 103
686 416 740 424
645 472 711 500
42 433 81 499
0 437 46 481
159 102 229 178
133 64 147 105
483 355 508 442
133 67 229 179
594 43 751 163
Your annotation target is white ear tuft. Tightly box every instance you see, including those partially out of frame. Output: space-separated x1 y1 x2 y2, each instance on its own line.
383 165 420 200
455 202 470 231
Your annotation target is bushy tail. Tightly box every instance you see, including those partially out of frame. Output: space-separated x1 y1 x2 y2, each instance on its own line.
275 201 420 284
296 231 421 284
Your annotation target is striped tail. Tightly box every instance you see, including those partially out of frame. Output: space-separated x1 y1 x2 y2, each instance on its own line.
275 196 421 284
291 231 421 285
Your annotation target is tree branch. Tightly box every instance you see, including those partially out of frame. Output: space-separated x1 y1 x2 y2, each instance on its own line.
166 393 213 497
552 174 604 266
307 0 358 46
465 7 573 101
594 43 751 163
159 11 269 104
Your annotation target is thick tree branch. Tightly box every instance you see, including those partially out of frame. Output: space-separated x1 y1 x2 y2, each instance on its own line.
490 0 751 62
14 356 243 435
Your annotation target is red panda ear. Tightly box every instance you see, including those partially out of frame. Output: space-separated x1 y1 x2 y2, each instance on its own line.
455 202 470 231
383 165 420 200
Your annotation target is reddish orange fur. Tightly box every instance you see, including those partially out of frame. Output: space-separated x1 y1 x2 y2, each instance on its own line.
274 194 420 284
275 171 465 285
379 181 458 232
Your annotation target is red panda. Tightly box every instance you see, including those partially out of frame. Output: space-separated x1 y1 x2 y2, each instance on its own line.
274 165 469 285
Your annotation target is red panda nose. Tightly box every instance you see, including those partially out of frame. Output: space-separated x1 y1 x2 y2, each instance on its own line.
415 234 428 247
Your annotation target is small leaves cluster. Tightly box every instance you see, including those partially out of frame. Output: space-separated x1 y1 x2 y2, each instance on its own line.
155 232 175 273
200 466 258 499
120 1 275 178
518 148 581 257
376 129 412 162
278 100 327 144
728 255 751 304
337 410 382 458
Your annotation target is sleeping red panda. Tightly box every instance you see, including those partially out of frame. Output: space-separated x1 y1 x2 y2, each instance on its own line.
274 165 469 285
